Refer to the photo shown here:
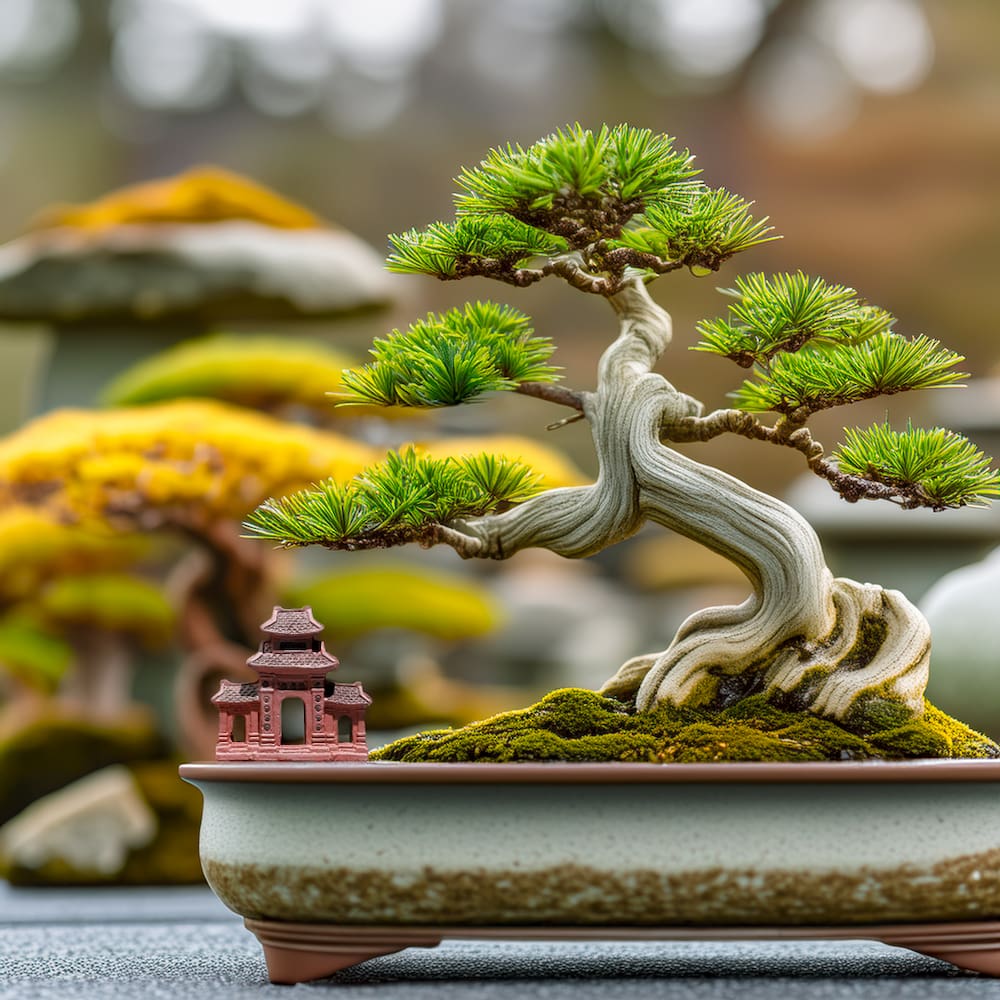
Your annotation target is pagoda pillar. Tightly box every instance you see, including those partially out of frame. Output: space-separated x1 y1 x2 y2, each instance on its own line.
259 687 277 749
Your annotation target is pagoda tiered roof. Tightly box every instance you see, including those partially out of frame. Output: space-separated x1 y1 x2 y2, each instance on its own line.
248 648 338 671
327 682 372 707
211 680 260 705
260 606 324 636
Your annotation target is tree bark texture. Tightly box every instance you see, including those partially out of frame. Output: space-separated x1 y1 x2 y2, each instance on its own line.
436 279 929 722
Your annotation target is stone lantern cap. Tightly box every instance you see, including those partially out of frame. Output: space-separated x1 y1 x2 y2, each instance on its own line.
0 167 393 324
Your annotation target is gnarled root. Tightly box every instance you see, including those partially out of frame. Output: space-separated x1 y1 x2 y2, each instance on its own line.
600 653 660 701
601 576 929 723
768 578 929 720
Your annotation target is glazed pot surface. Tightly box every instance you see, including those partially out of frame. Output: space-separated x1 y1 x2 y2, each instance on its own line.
181 760 1000 927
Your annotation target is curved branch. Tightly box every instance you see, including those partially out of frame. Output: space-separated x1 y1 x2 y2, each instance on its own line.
672 409 936 508
434 477 642 561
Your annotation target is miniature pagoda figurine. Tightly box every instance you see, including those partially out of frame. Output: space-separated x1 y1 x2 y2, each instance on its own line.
211 606 370 761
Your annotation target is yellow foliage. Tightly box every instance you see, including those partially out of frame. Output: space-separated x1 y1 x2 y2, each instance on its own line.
102 335 421 422
39 573 174 647
102 335 358 410
284 565 500 641
413 435 590 489
0 400 379 526
29 167 324 233
0 507 149 603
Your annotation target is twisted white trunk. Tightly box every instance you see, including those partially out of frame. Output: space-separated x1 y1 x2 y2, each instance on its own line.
441 279 929 722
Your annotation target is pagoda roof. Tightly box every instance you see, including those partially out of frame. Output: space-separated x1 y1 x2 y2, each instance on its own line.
248 649 338 671
260 606 324 636
327 682 372 707
211 680 259 705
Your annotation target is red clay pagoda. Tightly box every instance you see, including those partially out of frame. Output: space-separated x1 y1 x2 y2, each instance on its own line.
212 606 370 761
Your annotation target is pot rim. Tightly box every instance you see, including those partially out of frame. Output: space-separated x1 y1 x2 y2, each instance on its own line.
179 758 1000 785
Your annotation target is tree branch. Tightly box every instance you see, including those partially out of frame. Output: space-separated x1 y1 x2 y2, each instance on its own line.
515 382 588 412
670 408 937 508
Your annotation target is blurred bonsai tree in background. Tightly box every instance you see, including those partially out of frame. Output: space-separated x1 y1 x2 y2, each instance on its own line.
0 167 584 884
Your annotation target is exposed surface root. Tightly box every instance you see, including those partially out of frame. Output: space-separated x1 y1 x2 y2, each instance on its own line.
604 577 929 724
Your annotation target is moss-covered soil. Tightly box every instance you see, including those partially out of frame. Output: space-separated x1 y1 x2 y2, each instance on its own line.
372 688 1000 763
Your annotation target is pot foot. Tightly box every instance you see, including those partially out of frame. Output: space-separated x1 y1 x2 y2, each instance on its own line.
245 919 443 984
243 919 1000 982
882 925 1000 977
912 948 1000 976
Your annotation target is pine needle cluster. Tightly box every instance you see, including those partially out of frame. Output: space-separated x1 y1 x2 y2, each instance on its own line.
387 217 567 281
697 272 969 417
338 302 559 407
453 123 699 219
388 124 775 291
695 272 893 367
833 422 1000 510
731 331 967 414
243 448 543 548
614 188 774 274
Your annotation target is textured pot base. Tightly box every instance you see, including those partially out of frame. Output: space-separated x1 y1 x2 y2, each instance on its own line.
246 918 1000 984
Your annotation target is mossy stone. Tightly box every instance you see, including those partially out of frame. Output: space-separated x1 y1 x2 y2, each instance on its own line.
2 759 204 886
372 688 1000 763
0 712 163 825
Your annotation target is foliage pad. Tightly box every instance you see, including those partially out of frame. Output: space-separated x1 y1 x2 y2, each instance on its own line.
244 448 544 548
389 124 773 284
730 331 967 414
338 302 559 407
694 272 893 368
833 422 1000 509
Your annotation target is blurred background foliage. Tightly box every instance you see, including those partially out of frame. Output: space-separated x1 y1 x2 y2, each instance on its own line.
0 0 999 881
0 0 996 489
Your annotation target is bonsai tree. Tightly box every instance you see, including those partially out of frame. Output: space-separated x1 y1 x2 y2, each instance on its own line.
0 507 169 719
245 123 1000 760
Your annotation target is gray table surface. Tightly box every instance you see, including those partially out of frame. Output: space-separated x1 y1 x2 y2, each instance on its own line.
2 884 998 999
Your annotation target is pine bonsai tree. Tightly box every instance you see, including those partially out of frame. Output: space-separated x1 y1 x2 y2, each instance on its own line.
245 124 1000 755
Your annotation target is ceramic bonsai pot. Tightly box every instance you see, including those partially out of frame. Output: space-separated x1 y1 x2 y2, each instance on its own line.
180 759 1000 983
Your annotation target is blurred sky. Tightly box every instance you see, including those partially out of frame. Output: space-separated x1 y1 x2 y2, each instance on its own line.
0 0 998 491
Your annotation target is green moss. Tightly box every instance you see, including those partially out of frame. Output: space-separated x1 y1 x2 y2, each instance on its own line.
0 714 163 825
371 688 1000 763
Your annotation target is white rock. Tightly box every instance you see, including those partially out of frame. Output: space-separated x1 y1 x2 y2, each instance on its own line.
0 765 157 874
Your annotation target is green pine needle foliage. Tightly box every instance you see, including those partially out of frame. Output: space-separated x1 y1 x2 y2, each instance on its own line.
731 331 968 414
387 217 566 278
390 124 770 282
694 272 894 367
613 186 777 271
243 447 544 548
454 123 698 218
833 422 1000 509
338 301 559 407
